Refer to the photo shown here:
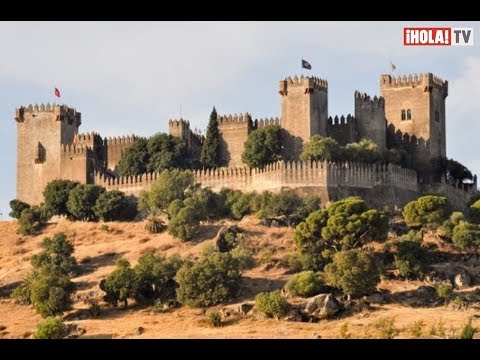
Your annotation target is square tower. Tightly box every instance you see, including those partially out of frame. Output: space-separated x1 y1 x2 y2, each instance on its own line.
279 75 328 159
380 73 448 174
15 104 81 205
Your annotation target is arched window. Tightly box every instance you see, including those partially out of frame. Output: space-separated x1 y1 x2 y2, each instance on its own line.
401 109 406 120
435 110 440 122
407 109 412 120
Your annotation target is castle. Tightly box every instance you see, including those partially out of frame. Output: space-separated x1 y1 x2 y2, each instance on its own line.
14 73 477 210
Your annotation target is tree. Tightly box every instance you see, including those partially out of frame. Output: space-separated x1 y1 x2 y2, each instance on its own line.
242 125 284 168
444 158 473 183
33 317 66 339
403 195 452 229
176 251 242 307
394 231 427 280
146 133 188 173
43 179 79 216
9 199 30 219
99 258 138 308
134 251 183 304
293 197 388 271
285 271 325 297
201 107 223 168
139 169 194 215
300 136 343 162
255 290 289 319
469 200 480 224
31 233 77 275
66 184 106 221
93 190 137 221
30 267 76 318
324 249 380 298
167 205 201 241
117 138 149 176
345 139 382 163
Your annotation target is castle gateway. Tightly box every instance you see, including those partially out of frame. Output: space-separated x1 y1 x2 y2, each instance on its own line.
15 73 477 210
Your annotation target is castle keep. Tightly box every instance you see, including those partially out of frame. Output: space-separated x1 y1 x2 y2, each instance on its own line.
15 73 477 210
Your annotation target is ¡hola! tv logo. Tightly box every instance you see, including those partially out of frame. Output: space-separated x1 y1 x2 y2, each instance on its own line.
404 27 474 46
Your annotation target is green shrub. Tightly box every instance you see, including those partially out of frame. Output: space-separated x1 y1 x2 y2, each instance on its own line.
452 222 480 251
429 319 446 338
300 135 343 162
93 190 137 221
144 216 166 234
374 317 398 339
99 258 138 308
18 206 49 236
230 246 255 270
221 189 255 220
293 197 388 271
460 318 477 339
87 299 101 318
31 232 77 275
216 226 242 252
11 273 35 305
167 205 201 241
30 268 76 318
285 271 324 297
339 322 351 339
9 199 30 219
435 282 453 305
345 139 382 163
134 252 183 304
66 184 105 221
469 200 480 224
139 169 194 215
438 212 465 241
410 320 425 338
255 290 289 319
206 311 222 327
394 231 427 280
325 249 380 298
403 195 452 229
117 138 149 176
43 179 79 216
176 251 242 307
33 317 66 339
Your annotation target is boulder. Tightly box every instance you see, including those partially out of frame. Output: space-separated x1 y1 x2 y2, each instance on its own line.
133 327 145 336
284 309 303 322
454 271 472 288
270 219 281 228
416 285 437 301
260 219 272 227
302 293 340 319
237 303 254 315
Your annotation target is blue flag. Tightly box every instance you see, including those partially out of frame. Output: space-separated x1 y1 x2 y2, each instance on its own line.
301 59 312 70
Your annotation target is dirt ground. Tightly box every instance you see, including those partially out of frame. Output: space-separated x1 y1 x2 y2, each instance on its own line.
0 217 479 339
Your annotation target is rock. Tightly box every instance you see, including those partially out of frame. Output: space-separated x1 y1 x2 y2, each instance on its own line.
260 219 272 227
343 299 371 314
220 308 231 318
65 324 87 338
454 271 472 288
133 327 145 336
302 293 340 319
366 292 386 304
237 303 254 315
284 309 303 322
416 285 437 303
270 220 280 227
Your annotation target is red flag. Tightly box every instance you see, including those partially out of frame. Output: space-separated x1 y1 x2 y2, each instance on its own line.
54 87 61 98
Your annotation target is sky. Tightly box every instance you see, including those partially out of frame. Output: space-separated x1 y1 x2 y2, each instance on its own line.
1 21 479 219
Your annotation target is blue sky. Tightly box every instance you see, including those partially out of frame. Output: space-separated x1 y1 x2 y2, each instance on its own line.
1 21 479 219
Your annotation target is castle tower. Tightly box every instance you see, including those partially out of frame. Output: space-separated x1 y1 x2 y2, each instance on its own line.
15 104 81 205
380 73 448 174
279 75 328 159
354 91 387 152
169 118 203 163
217 113 252 167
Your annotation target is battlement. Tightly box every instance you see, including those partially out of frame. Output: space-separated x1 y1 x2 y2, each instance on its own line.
15 103 81 125
61 144 91 155
380 73 448 92
104 135 139 146
328 114 355 125
218 113 251 125
168 118 190 127
279 75 328 95
354 91 385 108
254 117 281 128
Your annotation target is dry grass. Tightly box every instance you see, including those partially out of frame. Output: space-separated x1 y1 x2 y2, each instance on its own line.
0 217 479 338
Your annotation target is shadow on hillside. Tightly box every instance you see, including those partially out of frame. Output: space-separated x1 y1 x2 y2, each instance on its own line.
78 251 128 276
74 280 97 291
235 276 287 302
0 281 22 298
191 224 222 244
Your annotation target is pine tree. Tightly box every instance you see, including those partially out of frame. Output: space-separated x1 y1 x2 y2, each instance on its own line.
201 107 222 168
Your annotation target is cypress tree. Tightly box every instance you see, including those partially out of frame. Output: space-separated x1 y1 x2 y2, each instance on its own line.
200 107 223 168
